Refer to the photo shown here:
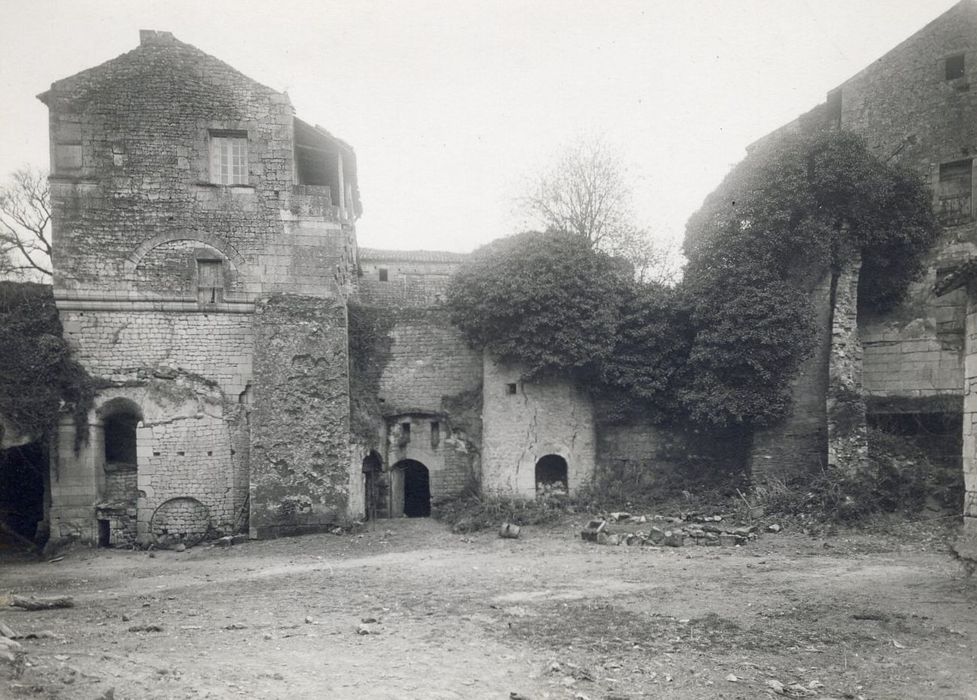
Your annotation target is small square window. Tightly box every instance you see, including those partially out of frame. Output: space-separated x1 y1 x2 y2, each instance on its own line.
379 268 388 282
946 54 965 81
506 383 518 395
209 132 248 185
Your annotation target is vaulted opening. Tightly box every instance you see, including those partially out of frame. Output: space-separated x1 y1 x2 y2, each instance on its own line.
535 454 568 494
0 441 47 550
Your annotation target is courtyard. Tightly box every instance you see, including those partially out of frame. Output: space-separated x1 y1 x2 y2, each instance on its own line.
1 517 975 699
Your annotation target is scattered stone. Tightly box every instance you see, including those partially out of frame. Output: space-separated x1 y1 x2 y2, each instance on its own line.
499 523 521 539
173 543 186 552
663 531 685 547
595 531 609 545
0 621 17 638
719 534 738 547
304 616 313 624
609 512 630 521
231 534 249 545
356 624 373 635
262 632 272 640
360 617 378 624
648 526 666 544
121 614 130 622
330 527 344 535
580 520 607 542
605 534 622 546
224 623 248 630
127 624 163 633
10 595 75 611
725 674 739 682
215 536 234 548
98 688 115 700
767 523 782 533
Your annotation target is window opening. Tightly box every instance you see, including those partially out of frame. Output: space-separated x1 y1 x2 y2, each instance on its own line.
196 259 223 304
939 159 973 225
946 54 966 81
209 132 248 185
430 421 440 448
506 383 518 395
104 412 139 465
379 268 388 282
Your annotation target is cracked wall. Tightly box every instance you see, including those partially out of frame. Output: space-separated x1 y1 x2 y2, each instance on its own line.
481 355 595 498
249 295 352 538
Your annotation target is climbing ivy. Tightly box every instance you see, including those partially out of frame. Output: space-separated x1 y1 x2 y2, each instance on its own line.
0 282 95 447
446 133 938 433
680 130 939 428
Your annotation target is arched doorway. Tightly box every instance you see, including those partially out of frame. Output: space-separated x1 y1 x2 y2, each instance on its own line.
393 459 431 518
535 454 569 495
98 399 143 547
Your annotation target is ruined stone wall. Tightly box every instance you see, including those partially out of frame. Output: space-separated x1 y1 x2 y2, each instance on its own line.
376 309 482 414
357 252 464 307
839 2 977 401
60 310 253 397
750 269 833 480
249 295 352 538
350 306 482 510
481 356 595 498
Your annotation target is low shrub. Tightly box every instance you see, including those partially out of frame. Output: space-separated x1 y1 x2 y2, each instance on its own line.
432 494 567 533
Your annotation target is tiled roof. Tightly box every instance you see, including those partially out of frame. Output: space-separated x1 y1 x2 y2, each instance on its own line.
357 248 469 263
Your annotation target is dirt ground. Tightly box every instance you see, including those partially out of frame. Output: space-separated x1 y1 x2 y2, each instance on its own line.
1 516 975 700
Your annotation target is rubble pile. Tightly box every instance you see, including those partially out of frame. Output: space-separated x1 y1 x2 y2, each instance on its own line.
581 512 767 548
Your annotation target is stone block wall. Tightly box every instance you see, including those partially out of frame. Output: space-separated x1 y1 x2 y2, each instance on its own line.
357 249 465 307
249 295 352 538
750 269 832 480
481 356 596 498
841 2 977 400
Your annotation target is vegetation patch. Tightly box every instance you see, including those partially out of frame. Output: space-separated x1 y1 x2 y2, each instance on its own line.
0 282 94 448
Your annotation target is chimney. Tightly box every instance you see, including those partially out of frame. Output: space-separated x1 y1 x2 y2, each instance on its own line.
139 30 176 46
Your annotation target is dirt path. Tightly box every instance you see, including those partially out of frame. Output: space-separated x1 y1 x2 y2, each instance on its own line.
1 518 975 699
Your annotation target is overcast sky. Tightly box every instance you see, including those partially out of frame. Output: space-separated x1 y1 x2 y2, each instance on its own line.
0 0 960 255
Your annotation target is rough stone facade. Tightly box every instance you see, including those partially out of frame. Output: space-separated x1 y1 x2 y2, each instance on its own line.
746 1 977 551
481 356 596 498
42 30 360 547
357 248 466 307
249 295 352 538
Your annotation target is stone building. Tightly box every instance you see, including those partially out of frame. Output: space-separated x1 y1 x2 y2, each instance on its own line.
745 0 977 554
41 30 362 545
35 3 977 552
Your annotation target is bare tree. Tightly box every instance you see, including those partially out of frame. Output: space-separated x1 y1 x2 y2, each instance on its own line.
518 137 677 284
0 167 52 280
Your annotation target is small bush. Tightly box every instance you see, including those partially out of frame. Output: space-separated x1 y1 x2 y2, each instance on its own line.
432 494 567 533
746 429 963 523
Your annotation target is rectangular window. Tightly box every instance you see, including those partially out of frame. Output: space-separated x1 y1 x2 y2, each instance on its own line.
506 383 518 395
939 159 973 225
430 421 440 448
946 54 966 81
379 268 388 282
197 259 223 304
209 133 248 185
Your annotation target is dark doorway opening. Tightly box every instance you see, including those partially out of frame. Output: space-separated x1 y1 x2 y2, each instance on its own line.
0 441 47 548
104 411 139 466
400 460 431 518
362 450 383 521
98 519 111 547
535 454 569 493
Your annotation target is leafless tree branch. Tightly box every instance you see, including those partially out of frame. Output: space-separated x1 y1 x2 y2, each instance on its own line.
0 166 52 279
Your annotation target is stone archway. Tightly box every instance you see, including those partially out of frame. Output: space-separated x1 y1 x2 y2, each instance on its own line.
535 454 568 495
96 398 143 547
392 459 431 518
